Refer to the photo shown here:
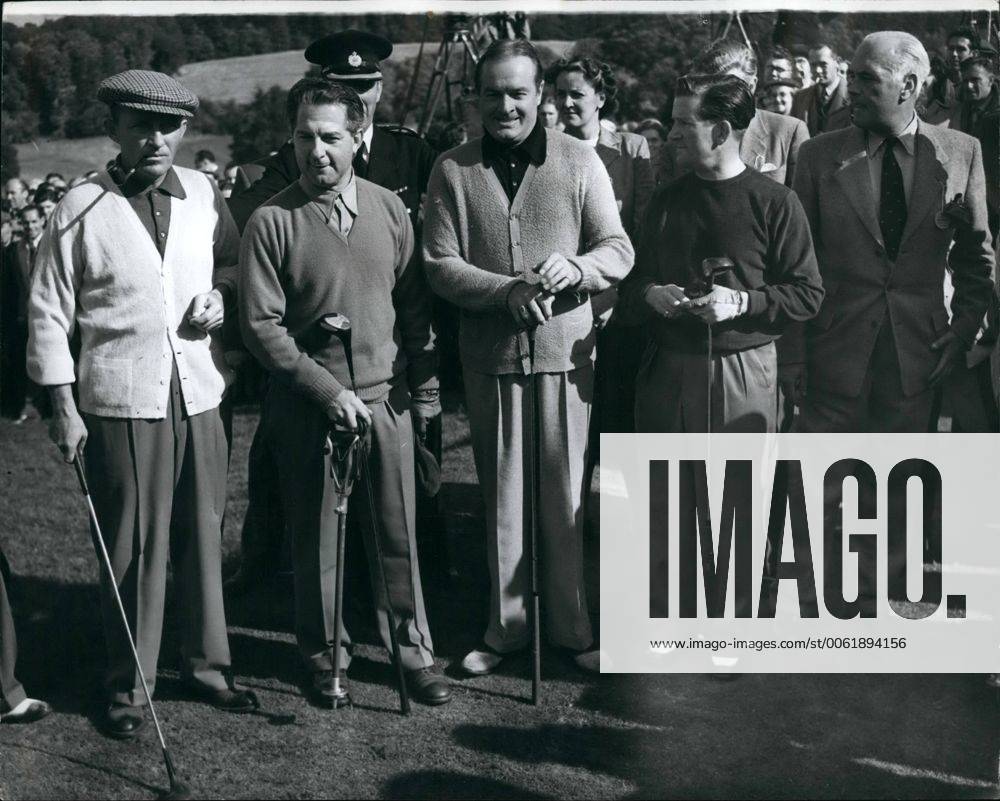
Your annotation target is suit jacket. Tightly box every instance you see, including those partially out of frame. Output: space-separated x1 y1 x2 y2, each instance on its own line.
227 125 437 233
7 239 36 324
659 109 808 189
789 121 995 399
792 80 852 137
594 128 655 239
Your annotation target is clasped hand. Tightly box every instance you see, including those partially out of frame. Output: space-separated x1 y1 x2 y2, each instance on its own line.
645 284 743 324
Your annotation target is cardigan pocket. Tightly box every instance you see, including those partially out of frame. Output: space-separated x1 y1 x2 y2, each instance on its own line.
84 355 133 410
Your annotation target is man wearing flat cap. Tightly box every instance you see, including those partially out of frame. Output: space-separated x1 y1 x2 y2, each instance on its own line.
226 29 446 601
27 69 257 739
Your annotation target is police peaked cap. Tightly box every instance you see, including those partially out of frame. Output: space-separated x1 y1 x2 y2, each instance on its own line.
305 30 393 81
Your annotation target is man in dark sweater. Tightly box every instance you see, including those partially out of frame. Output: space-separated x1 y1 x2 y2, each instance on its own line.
239 79 450 707
622 74 824 432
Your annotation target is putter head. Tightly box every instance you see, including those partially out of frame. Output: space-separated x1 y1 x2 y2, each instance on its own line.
687 257 736 298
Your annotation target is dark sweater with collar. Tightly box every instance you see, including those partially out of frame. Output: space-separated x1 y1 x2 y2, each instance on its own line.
620 167 824 354
239 178 437 410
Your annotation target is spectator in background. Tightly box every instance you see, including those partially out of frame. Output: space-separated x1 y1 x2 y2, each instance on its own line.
1 211 12 248
791 45 851 135
4 179 29 212
218 161 240 198
44 173 67 191
952 56 999 137
765 78 799 115
764 46 795 82
26 179 41 194
946 26 980 84
538 97 561 130
1 205 45 422
791 45 814 89
33 186 60 223
549 55 654 462
635 117 667 182
194 148 219 179
919 54 954 125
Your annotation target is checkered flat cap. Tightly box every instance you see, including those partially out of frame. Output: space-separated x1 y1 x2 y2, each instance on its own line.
97 70 199 117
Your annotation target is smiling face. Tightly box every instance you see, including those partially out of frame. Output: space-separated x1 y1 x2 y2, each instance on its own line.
847 42 919 133
22 208 44 241
811 47 840 88
478 55 543 145
555 68 605 133
769 85 795 115
293 101 363 193
108 107 187 182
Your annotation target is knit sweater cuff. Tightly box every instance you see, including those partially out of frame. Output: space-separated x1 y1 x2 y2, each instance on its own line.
306 370 347 410
744 289 768 318
492 277 525 310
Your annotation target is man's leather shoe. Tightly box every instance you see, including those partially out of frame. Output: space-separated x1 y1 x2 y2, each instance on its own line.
405 667 452 705
185 681 259 713
309 670 350 708
102 703 144 740
1 698 51 724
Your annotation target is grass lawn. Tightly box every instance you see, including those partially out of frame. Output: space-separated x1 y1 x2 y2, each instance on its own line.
0 395 997 799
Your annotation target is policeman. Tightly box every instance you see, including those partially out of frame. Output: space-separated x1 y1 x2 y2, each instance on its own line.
227 30 448 595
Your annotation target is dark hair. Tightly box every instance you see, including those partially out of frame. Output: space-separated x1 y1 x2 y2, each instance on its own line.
546 57 619 118
33 185 59 204
790 44 810 59
675 73 756 131
768 46 793 64
947 26 980 47
286 77 366 132
808 43 840 61
45 172 65 182
20 203 43 219
635 117 667 138
960 56 996 75
693 40 758 80
474 39 543 92
194 149 216 162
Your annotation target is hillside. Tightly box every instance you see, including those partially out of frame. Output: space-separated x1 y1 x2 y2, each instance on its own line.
176 40 574 104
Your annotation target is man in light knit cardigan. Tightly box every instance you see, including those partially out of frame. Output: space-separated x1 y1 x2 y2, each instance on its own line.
26 70 258 739
423 40 634 675
239 79 450 707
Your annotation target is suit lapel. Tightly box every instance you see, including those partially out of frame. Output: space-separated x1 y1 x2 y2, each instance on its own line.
833 127 884 247
900 123 949 247
596 128 621 171
740 113 769 170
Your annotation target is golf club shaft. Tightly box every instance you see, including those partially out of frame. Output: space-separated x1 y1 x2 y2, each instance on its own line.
72 458 177 776
527 327 541 706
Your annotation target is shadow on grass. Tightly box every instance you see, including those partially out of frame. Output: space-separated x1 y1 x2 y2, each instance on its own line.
382 768 551 800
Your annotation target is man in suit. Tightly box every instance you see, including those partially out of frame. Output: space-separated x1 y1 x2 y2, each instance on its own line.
661 41 810 190
790 31 995 433
225 29 446 595
792 45 852 137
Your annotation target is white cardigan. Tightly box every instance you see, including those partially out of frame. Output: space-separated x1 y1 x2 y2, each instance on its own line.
27 167 235 419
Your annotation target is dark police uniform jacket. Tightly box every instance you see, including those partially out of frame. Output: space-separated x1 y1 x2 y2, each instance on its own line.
229 125 437 233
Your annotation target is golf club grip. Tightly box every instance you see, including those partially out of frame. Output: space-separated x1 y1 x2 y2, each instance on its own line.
73 453 90 495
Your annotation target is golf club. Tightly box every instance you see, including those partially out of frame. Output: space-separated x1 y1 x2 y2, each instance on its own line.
71 454 193 801
690 257 735 433
320 312 411 715
526 324 542 706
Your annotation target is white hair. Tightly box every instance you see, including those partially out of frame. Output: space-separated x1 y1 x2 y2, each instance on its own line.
859 31 931 86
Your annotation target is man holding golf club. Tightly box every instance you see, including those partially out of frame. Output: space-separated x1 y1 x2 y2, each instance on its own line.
239 78 450 707
26 70 258 740
622 74 824 433
423 39 634 679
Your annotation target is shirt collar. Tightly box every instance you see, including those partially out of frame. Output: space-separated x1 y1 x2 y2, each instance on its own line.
115 158 186 200
301 173 358 221
866 113 919 160
362 124 374 152
482 120 547 165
